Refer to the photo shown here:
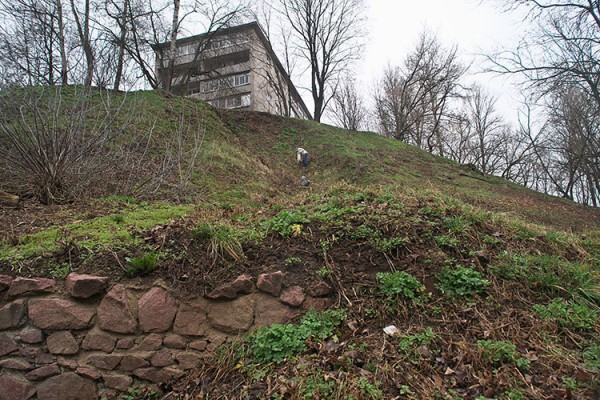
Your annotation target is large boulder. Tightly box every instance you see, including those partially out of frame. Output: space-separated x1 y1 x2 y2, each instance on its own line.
207 296 255 334
0 374 35 400
173 302 208 336
97 285 137 334
36 372 97 400
138 287 177 333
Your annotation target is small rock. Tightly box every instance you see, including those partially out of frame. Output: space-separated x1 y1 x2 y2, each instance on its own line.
115 338 134 350
19 327 44 344
308 281 334 297
19 347 42 359
6 277 55 297
150 349 174 367
175 352 202 369
26 364 61 381
133 367 171 384
119 354 149 372
256 271 284 296
82 331 117 353
0 274 14 292
76 366 102 380
0 357 33 370
65 273 109 298
254 294 292 327
35 352 54 364
47 331 79 355
103 374 133 392
86 354 123 370
0 333 19 357
137 334 162 351
163 334 187 349
206 274 254 300
0 299 27 330
303 297 334 312
280 286 305 307
57 357 78 370
189 340 207 351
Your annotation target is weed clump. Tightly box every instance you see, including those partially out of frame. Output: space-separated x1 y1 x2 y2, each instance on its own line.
376 271 424 300
533 298 597 331
267 210 309 237
247 309 346 364
477 340 530 371
191 222 244 262
436 265 489 298
125 253 158 277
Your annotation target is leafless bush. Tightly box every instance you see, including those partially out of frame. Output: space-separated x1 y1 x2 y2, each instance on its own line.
0 86 133 204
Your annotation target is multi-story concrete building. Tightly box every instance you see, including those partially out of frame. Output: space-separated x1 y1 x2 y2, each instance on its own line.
154 22 311 119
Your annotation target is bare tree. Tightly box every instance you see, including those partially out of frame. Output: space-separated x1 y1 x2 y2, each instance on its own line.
329 76 367 130
275 0 366 122
487 0 600 107
374 31 466 152
70 0 95 88
0 0 70 86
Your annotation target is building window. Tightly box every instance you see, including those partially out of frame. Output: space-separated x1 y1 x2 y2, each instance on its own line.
208 94 251 109
202 73 249 93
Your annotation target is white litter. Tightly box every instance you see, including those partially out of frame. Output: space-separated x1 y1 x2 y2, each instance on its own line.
383 325 399 336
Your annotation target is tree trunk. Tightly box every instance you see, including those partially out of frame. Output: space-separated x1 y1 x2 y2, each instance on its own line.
57 0 68 85
164 0 181 93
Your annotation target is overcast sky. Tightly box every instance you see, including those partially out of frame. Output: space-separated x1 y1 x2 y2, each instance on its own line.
346 0 529 124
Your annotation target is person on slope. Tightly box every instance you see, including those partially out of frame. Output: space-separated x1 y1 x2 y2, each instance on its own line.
296 147 309 167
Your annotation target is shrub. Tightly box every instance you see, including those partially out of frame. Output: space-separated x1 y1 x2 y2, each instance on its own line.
376 271 424 299
533 298 597 330
436 265 489 298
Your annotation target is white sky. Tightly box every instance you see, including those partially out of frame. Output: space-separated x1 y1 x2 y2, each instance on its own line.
342 0 529 125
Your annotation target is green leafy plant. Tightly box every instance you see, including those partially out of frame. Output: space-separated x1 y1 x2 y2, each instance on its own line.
125 253 158 277
436 265 489 298
533 298 597 330
49 263 71 279
267 210 309 237
247 309 346 364
436 234 459 249
374 236 409 253
376 271 424 299
110 214 125 224
192 222 244 262
477 340 530 370
284 257 302 267
316 266 332 278
582 345 600 370
397 327 437 362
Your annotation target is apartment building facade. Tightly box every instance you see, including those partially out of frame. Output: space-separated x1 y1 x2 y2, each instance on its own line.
154 22 311 119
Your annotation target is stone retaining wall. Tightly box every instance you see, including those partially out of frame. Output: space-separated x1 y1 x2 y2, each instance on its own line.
0 272 334 399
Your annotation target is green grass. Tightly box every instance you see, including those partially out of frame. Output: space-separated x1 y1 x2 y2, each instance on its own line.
0 203 192 261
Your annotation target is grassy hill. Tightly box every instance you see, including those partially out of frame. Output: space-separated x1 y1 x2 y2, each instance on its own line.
0 89 598 399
